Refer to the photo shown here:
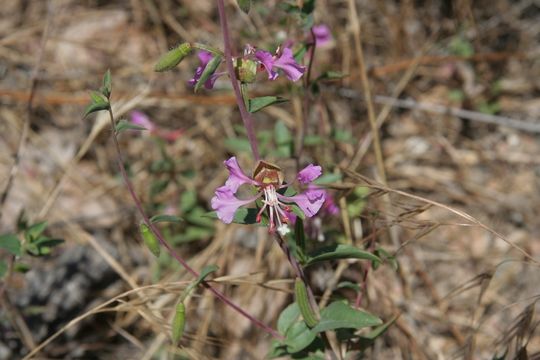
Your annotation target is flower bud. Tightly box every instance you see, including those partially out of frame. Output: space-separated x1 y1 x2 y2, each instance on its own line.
154 43 192 72
235 58 258 83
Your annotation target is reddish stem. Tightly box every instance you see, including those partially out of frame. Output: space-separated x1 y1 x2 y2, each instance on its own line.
216 0 260 161
106 108 281 339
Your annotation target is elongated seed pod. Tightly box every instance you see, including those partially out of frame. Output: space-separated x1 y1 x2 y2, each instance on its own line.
154 43 192 72
171 302 186 343
140 223 160 257
295 278 318 328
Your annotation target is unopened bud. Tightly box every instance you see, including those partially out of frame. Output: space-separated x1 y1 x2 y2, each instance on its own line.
235 58 258 83
154 43 192 72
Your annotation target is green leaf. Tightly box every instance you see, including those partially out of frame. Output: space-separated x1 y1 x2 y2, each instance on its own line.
84 102 109 117
140 223 160 257
360 314 399 340
285 321 317 353
115 119 146 133
195 264 219 286
25 222 47 242
149 214 183 224
0 234 21 256
310 301 382 333
278 302 301 335
90 90 108 105
248 96 288 113
102 69 112 98
154 43 193 72
194 55 222 92
171 302 186 343
150 179 169 197
237 0 251 13
180 265 219 300
305 244 380 267
0 260 7 278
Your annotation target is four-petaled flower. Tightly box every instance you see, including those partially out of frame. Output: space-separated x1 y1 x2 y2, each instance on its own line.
211 157 325 236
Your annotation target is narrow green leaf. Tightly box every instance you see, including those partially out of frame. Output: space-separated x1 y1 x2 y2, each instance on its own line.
0 234 21 256
140 223 160 257
310 301 382 333
194 55 222 92
25 222 47 242
115 119 146 133
195 265 219 286
305 244 380 267
237 0 251 13
360 314 399 340
149 214 183 224
154 43 193 72
171 302 186 343
295 278 318 328
84 102 110 117
248 96 288 113
336 281 361 292
102 69 112 98
90 91 108 105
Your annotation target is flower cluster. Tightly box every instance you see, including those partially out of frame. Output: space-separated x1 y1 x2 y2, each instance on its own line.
188 45 306 89
211 157 326 236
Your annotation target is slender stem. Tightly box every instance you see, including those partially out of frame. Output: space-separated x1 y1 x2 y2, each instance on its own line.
296 29 317 169
274 234 318 312
216 0 260 160
106 107 281 339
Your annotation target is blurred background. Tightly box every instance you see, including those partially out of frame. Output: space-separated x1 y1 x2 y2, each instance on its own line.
0 0 539 359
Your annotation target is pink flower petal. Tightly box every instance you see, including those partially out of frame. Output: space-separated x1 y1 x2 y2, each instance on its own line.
273 48 306 82
297 164 322 184
211 186 256 224
255 50 278 80
224 157 258 193
278 187 326 218
130 111 155 132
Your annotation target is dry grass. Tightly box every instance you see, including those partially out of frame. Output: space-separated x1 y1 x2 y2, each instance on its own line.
1 0 539 359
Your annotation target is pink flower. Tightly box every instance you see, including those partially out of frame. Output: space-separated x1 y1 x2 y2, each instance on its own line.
312 24 333 47
188 51 225 89
255 47 306 82
211 157 325 235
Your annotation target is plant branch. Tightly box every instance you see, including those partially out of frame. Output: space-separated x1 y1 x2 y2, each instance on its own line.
216 0 260 160
106 107 281 339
